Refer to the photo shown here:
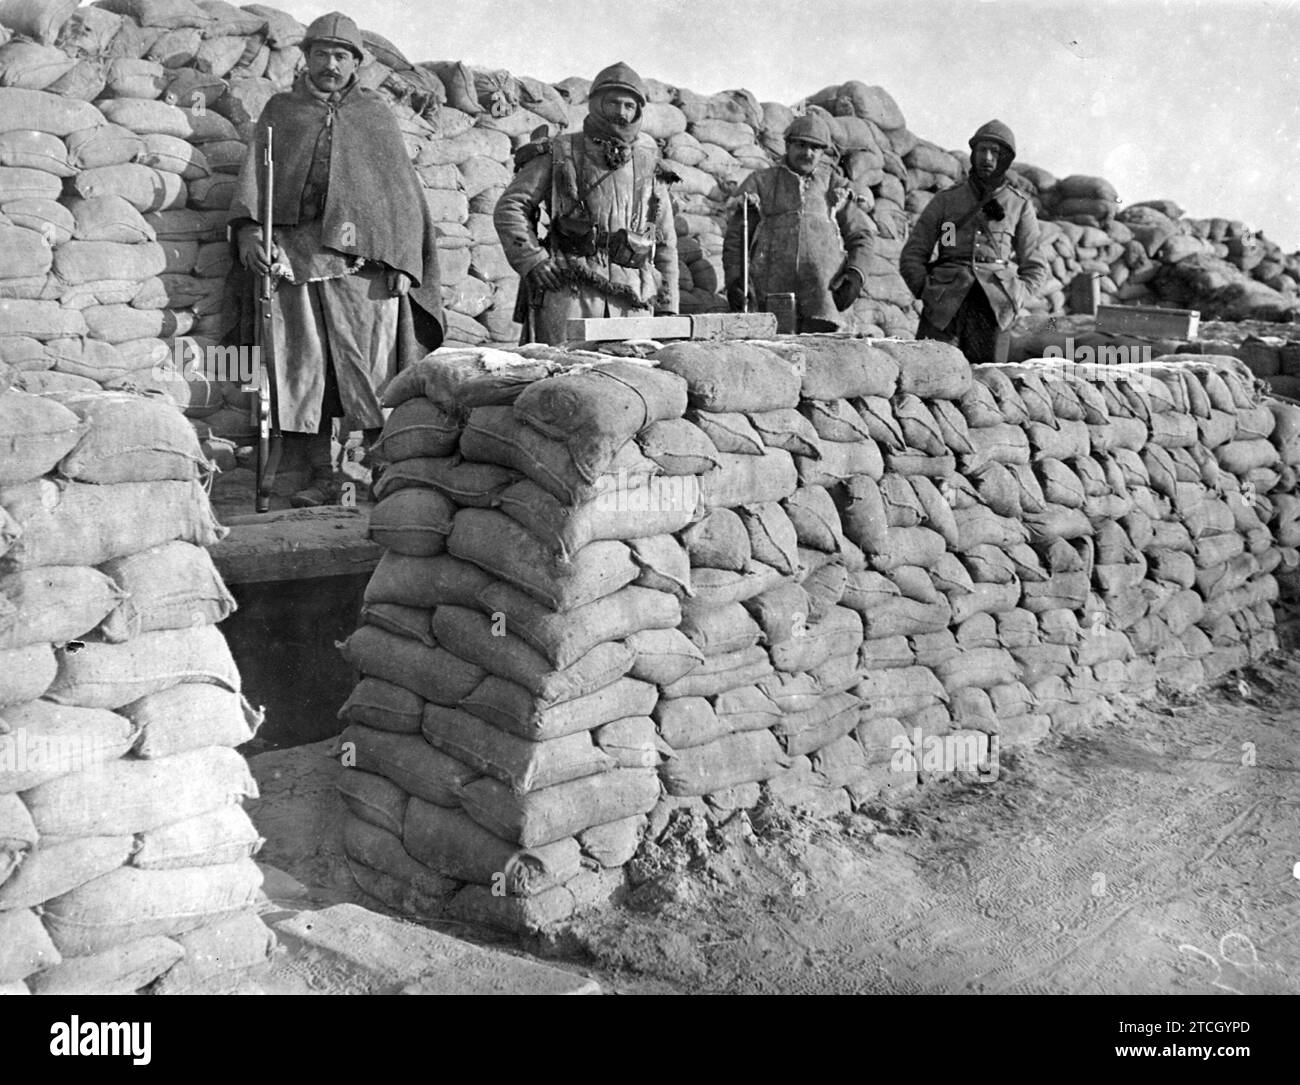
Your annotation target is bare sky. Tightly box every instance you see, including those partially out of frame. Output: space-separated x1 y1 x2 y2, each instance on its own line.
278 0 1300 251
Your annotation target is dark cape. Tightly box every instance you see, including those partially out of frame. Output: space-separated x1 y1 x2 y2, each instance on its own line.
224 74 444 366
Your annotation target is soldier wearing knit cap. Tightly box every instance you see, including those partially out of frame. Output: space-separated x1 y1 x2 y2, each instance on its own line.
900 119 1048 365
494 61 679 345
722 112 876 332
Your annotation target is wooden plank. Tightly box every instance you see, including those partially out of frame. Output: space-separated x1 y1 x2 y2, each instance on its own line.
1095 304 1199 340
211 506 382 585
565 315 693 342
690 311 779 340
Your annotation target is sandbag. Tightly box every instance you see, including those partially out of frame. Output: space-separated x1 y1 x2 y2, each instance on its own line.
476 580 679 670
132 805 261 870
339 624 485 707
0 389 83 484
0 642 56 705
499 474 699 558
22 745 256 837
461 674 657 741
660 729 784 796
447 508 638 611
123 684 260 758
0 834 134 912
368 488 454 557
45 623 238 709
42 858 263 957
150 909 275 994
0 907 59 982
0 699 135 792
513 360 687 484
459 767 659 847
98 541 234 641
339 723 476 809
429 605 635 706
423 704 611 794
653 340 800 412
1 480 223 571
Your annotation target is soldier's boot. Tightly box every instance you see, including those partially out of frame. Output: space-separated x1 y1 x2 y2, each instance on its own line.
289 432 340 507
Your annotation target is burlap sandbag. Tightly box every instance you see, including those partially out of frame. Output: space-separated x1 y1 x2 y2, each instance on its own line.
0 389 84 484
338 723 476 809
422 703 612 794
41 858 263 957
660 728 784 796
0 642 56 706
98 541 234 641
460 673 656 742
404 797 582 897
0 565 122 650
0 907 61 983
45 623 238 709
448 508 638 612
476 580 679 670
123 684 261 758
340 624 485 707
498 474 700 559
0 478 224 570
0 834 135 912
149 909 276 995
460 766 659 848
513 360 687 484
22 745 256 838
654 341 800 412
129 804 261 871
0 699 136 792
368 488 454 557
338 768 408 838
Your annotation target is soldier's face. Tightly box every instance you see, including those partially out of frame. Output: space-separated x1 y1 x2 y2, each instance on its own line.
600 91 641 125
307 44 358 93
972 140 1002 180
786 138 824 176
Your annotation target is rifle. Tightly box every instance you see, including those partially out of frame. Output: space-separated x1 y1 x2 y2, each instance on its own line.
741 192 750 314
253 126 282 513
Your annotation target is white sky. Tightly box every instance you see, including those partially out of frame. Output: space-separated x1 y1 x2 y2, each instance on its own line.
275 0 1300 251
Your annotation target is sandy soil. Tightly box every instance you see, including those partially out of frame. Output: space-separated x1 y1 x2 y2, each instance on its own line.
246 649 1300 996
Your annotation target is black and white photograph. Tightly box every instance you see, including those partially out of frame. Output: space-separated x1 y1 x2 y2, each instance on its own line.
0 0 1296 1057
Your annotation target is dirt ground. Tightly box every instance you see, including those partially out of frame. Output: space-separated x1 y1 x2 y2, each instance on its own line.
248 646 1300 997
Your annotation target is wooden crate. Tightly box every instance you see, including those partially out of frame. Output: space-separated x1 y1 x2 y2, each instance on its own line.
1095 304 1200 340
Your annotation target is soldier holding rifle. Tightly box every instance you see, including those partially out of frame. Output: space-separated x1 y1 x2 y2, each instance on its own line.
227 12 444 507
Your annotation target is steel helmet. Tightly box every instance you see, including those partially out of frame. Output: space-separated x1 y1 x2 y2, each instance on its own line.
590 61 648 106
785 113 834 149
302 12 364 61
968 119 1016 160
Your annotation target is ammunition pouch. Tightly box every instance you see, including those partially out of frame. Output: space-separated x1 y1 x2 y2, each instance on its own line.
552 205 598 257
608 227 654 269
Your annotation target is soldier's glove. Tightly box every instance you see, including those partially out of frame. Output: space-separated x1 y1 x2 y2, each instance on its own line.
725 282 747 312
527 258 564 293
830 268 864 311
237 224 280 276
386 269 413 297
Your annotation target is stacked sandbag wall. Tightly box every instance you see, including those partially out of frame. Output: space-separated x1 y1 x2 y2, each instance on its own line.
0 378 274 994
335 344 690 932
335 337 1292 934
5 2 1298 462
